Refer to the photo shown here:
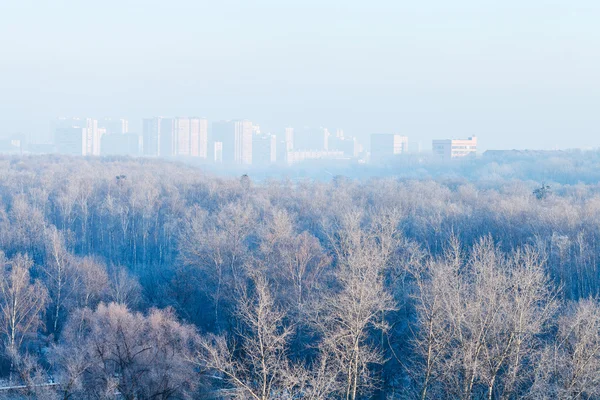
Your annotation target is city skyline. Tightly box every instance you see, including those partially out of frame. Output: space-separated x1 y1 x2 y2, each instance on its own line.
2 2 600 151
0 115 490 168
4 111 600 153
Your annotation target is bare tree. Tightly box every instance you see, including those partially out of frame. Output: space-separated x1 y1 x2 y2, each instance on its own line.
0 252 48 387
10 351 57 399
258 208 330 310
72 256 109 309
409 237 557 400
41 226 79 337
284 351 341 400
179 202 257 330
0 253 48 356
194 273 294 399
51 303 200 399
315 210 399 400
7 194 47 258
407 237 461 400
529 299 600 399
106 265 142 308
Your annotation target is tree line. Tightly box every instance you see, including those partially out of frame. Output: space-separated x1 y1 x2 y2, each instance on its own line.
0 155 597 398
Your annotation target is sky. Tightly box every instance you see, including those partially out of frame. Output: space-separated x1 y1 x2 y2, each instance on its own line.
0 0 599 151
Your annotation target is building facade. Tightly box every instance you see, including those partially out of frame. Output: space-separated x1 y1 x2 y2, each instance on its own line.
432 136 477 160
54 118 102 156
99 118 128 135
212 120 253 164
370 134 408 164
294 127 330 151
101 133 142 156
214 142 223 163
190 118 208 158
142 117 165 156
253 134 277 165
174 118 191 156
142 117 174 157
55 127 86 155
286 149 345 165
329 130 358 158
144 117 208 158
284 127 294 151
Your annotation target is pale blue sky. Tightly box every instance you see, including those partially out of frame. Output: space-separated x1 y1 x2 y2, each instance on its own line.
1 0 599 150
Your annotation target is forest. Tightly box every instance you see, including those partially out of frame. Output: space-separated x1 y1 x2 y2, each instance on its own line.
0 154 599 399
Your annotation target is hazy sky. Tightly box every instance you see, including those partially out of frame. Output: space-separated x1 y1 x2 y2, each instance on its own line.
1 0 599 150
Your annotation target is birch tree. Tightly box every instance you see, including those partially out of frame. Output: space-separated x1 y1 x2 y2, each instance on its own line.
0 253 48 357
410 237 557 399
315 210 400 400
194 273 294 400
529 299 600 399
41 226 79 337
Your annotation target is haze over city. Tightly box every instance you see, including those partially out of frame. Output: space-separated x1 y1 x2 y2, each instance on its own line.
3 2 600 399
2 0 600 151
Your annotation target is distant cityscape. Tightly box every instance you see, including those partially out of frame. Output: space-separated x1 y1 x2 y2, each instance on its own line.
0 116 480 166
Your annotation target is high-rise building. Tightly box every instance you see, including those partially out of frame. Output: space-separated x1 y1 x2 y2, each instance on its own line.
432 136 477 160
84 118 101 156
294 127 330 151
236 120 253 164
99 118 128 135
159 118 176 157
143 117 208 158
55 127 86 155
142 118 161 156
276 139 288 165
101 133 142 156
212 120 253 164
284 127 294 151
176 117 209 157
214 142 223 163
329 129 358 158
253 134 277 165
142 117 174 156
54 117 102 156
370 134 408 164
189 118 208 158
174 118 191 156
